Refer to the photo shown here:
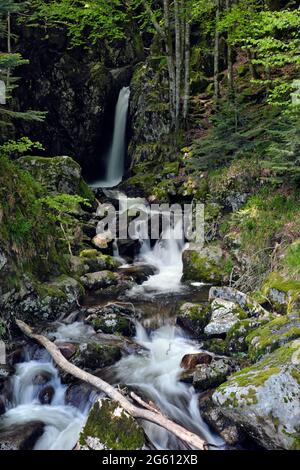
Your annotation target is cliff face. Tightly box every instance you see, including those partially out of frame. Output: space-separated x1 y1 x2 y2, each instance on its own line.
14 26 144 178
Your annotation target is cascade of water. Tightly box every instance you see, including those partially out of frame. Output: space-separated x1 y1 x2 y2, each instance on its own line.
91 87 130 188
114 323 224 450
1 350 93 450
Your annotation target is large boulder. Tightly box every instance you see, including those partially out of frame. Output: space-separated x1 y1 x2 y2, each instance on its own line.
246 312 300 362
213 340 300 450
198 390 246 446
262 272 300 313
209 286 272 319
72 342 121 371
225 317 273 355
80 271 119 291
176 302 211 338
86 304 136 337
79 399 145 450
0 422 44 450
204 299 248 337
182 244 232 284
1 275 84 324
17 156 91 197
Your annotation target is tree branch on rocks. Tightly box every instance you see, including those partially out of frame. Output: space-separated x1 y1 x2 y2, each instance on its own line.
16 319 211 451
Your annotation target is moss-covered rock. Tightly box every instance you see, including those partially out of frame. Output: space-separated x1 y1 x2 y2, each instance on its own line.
225 317 274 355
190 357 241 391
182 244 232 284
213 340 300 450
72 342 121 371
88 314 135 337
262 272 300 313
18 156 93 200
79 399 145 450
71 253 120 277
202 338 227 356
246 312 300 362
176 302 211 338
80 271 119 291
204 299 248 336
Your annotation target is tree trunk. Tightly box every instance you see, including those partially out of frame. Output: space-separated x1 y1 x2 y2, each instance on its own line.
6 12 11 88
214 0 221 103
16 319 211 451
163 0 176 125
247 49 259 80
183 18 191 121
226 0 234 99
174 0 182 129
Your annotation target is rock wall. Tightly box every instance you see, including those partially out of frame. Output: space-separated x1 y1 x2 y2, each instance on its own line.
14 26 144 178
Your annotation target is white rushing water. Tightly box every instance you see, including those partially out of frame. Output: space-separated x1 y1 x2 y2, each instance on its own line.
91 87 130 188
114 323 224 450
1 350 92 450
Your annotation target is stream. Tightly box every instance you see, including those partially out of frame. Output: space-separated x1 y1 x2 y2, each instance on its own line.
0 87 224 451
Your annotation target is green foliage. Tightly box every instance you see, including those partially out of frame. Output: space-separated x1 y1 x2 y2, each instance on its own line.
28 0 130 46
39 194 91 254
0 137 44 159
219 3 300 105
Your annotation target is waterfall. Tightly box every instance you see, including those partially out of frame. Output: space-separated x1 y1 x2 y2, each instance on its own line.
92 87 130 188
114 323 224 450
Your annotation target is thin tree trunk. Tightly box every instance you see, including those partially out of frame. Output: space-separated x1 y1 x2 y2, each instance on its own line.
163 0 176 125
6 12 11 88
226 0 234 99
183 19 191 120
247 49 258 80
16 319 211 451
174 0 182 129
214 0 221 103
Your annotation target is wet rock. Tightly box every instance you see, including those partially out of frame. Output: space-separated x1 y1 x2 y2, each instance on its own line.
118 264 157 284
204 299 248 337
182 244 232 284
192 357 240 391
72 342 121 371
0 373 12 416
66 383 94 411
0 422 44 450
116 239 141 259
176 302 211 338
0 364 14 381
246 312 300 362
79 398 145 450
87 312 135 337
199 390 246 446
39 385 55 405
181 352 213 370
213 340 300 450
33 371 52 385
80 271 119 291
57 342 78 360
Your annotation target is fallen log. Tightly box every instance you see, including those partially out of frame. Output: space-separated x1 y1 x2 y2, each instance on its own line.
16 319 210 450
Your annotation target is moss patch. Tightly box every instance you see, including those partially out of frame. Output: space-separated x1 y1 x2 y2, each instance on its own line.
80 400 145 450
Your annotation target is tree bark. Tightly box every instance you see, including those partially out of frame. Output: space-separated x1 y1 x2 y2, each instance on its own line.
163 0 176 125
183 18 191 120
214 0 221 103
226 0 234 99
174 0 182 129
16 319 211 451
6 12 11 88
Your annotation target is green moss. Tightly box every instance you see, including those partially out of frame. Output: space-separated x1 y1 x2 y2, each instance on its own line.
80 400 145 450
78 178 94 203
79 249 99 258
182 246 232 284
202 338 227 355
246 313 300 361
